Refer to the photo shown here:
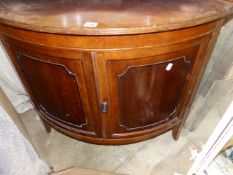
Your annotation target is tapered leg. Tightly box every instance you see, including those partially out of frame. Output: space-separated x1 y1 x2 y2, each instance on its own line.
172 124 182 141
42 119 51 133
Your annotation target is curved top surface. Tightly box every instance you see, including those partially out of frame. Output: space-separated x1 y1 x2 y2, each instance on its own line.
0 0 233 35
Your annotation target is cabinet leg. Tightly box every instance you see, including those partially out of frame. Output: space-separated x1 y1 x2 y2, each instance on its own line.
42 119 51 133
172 124 182 141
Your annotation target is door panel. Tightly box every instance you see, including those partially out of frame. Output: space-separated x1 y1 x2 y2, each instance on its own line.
18 53 87 127
117 57 190 130
107 45 200 136
5 39 98 136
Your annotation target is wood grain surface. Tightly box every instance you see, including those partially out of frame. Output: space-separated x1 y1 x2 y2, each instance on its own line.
0 0 232 35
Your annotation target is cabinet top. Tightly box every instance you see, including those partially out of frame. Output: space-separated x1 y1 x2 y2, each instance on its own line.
0 0 233 35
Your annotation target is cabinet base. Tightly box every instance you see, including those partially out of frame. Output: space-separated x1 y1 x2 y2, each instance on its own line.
40 114 181 145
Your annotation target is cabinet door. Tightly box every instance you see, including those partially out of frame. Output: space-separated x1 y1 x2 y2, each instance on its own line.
97 44 203 138
5 40 100 137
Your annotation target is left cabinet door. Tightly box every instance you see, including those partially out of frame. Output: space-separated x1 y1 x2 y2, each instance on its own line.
3 38 101 138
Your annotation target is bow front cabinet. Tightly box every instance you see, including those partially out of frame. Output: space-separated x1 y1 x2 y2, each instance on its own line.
0 0 233 144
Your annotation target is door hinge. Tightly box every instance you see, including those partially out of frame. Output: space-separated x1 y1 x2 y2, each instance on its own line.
101 102 108 113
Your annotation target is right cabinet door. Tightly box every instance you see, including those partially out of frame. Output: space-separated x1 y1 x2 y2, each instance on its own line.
102 40 208 138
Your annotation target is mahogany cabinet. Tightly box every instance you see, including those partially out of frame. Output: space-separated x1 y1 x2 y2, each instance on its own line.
0 0 233 144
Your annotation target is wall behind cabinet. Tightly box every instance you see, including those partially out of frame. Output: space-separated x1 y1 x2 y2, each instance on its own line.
186 17 233 130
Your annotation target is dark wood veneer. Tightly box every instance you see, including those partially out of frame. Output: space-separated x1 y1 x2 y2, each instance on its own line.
17 53 87 128
117 57 190 130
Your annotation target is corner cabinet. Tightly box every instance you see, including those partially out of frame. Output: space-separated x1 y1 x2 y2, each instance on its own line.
0 2 230 143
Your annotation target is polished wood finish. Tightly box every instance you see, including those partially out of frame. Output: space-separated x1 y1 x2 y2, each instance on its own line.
0 0 233 35
0 1 232 144
108 48 194 136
